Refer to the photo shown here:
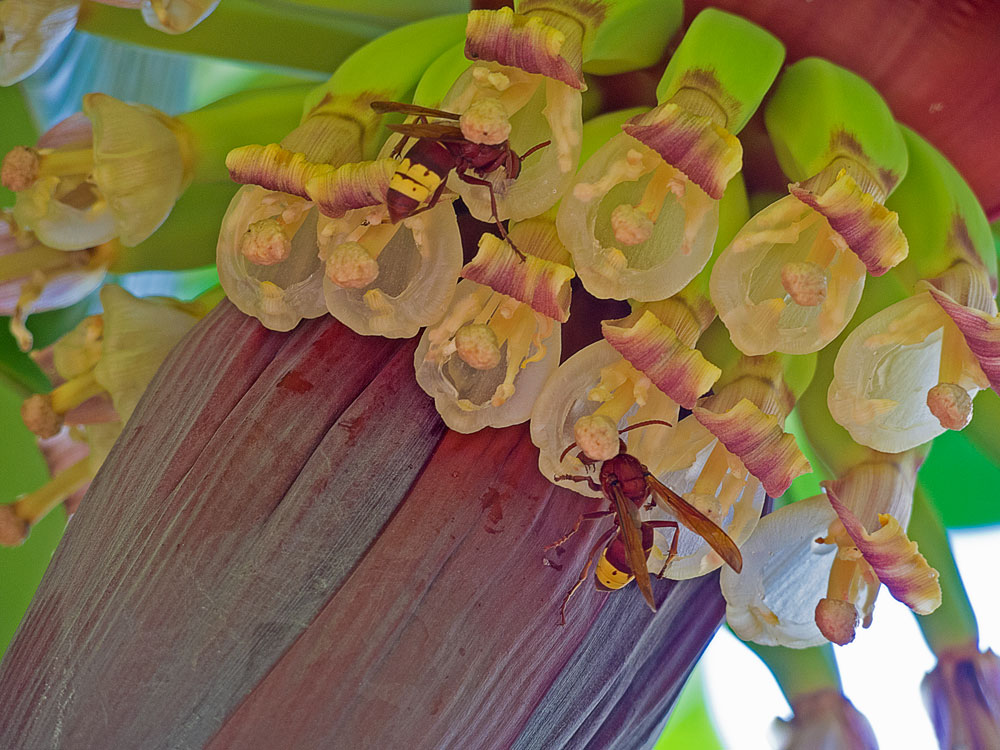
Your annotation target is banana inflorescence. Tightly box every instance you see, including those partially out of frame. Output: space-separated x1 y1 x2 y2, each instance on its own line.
5 1 998 668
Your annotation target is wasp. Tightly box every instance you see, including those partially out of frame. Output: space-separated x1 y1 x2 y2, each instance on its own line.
371 101 550 259
550 420 743 624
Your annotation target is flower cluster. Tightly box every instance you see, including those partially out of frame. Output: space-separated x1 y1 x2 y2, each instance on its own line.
207 1 1000 651
3 1 1000 746
4 0 996 673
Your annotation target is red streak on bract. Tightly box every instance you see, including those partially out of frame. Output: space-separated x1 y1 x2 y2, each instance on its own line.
277 370 313 393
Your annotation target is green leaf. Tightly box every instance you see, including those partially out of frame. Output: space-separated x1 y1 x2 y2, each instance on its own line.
655 668 725 750
0 382 66 658
0 86 39 209
921 428 1000 528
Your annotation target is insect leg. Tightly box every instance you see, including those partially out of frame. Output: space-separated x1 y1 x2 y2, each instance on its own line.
544 509 614 551
456 171 526 262
559 526 616 626
646 520 679 577
519 139 551 161
554 474 602 493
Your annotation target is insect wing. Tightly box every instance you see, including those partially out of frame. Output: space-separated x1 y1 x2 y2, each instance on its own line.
645 475 743 573
371 101 461 120
386 122 467 142
609 483 656 612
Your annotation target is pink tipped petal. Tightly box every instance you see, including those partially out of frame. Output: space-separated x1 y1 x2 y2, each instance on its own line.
225 144 316 199
305 160 396 219
461 234 574 322
824 484 942 615
790 171 908 276
602 310 721 409
693 398 811 497
465 8 584 89
623 104 742 200
926 284 1000 392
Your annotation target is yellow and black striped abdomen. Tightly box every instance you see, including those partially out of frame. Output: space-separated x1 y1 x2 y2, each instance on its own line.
389 157 444 206
595 548 633 591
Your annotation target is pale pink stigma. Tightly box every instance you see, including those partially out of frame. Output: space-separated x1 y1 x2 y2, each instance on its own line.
926 382 973 431
781 261 828 307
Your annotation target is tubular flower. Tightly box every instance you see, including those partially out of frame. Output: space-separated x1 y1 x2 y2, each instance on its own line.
3 85 308 253
0 212 110 351
530 338 763 580
712 58 909 356
722 449 940 647
6 285 220 545
311 158 463 339
20 284 219 440
828 126 1000 453
922 645 1000 750
5 99 192 250
828 282 991 453
774 689 878 750
219 97 376 331
437 3 585 223
415 216 572 432
558 9 784 301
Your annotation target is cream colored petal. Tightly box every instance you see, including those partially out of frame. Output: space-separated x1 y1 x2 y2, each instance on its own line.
319 200 462 339
84 94 188 246
721 496 845 648
712 193 866 356
415 279 561 433
216 185 326 332
828 291 984 453
0 0 78 86
140 0 220 33
441 64 581 223
640 415 765 580
12 177 117 251
93 285 205 422
558 132 719 301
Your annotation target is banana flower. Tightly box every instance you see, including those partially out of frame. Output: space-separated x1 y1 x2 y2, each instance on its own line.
415 215 572 432
557 9 784 301
711 58 909 356
829 127 999 453
2 85 308 252
722 449 940 647
3 284 219 545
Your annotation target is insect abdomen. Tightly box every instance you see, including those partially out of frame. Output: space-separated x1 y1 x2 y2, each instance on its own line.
595 546 633 591
386 140 454 222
